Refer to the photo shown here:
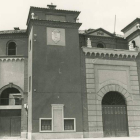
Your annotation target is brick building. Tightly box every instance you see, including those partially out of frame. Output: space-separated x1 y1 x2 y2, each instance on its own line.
0 4 140 139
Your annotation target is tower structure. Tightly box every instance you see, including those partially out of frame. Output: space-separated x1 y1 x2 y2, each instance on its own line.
27 4 83 139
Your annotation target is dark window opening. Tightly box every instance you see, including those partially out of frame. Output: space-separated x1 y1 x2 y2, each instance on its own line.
102 91 126 105
30 40 31 51
97 43 104 48
41 119 52 131
15 98 21 105
64 119 74 130
132 40 136 48
0 88 21 105
7 42 16 55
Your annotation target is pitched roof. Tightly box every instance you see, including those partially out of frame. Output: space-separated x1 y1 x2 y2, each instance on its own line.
27 6 80 25
0 29 26 35
85 28 114 37
121 18 140 32
79 28 124 38
30 6 80 13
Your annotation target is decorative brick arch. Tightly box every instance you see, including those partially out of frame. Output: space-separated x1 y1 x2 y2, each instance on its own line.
99 80 127 91
97 84 132 105
0 83 23 96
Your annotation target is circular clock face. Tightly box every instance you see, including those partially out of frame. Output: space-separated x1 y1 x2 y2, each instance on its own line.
52 29 61 43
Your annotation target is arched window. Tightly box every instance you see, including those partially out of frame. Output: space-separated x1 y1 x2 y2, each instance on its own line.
132 40 136 48
97 43 104 48
102 91 126 105
7 42 16 55
0 87 21 105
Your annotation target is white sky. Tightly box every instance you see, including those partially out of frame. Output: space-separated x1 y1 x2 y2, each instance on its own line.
0 0 140 34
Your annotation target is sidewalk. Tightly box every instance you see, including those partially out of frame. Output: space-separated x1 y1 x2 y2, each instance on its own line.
0 137 140 140
50 138 140 140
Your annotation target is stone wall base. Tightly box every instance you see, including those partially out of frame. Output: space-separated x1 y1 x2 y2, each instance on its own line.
21 131 27 138
83 132 103 138
129 127 140 137
32 132 83 139
27 129 140 139
89 132 103 138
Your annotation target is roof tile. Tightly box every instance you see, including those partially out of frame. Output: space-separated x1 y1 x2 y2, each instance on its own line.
0 30 26 35
31 6 80 13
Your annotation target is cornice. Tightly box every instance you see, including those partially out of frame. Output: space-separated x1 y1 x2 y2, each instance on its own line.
29 19 82 29
0 35 28 39
82 35 125 42
82 47 138 59
0 56 27 62
31 6 80 13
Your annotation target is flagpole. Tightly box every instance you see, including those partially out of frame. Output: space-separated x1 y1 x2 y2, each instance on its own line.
114 15 116 34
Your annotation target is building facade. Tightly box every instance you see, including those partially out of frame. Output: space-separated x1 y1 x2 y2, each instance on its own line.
0 4 140 139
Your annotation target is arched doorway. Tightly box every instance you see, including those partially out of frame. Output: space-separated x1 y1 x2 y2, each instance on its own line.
97 42 105 48
102 91 129 137
0 87 22 137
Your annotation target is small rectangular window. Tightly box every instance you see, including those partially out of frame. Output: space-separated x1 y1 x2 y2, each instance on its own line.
29 40 31 51
40 119 52 132
15 98 21 105
64 119 75 131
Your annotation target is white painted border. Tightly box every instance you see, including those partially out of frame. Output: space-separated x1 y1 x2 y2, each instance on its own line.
51 104 64 132
39 118 52 132
63 118 76 132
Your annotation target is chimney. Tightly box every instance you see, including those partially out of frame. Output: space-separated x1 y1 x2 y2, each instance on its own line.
47 3 57 9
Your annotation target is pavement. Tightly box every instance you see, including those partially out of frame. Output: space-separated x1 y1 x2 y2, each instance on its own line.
0 137 140 140
50 138 140 140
